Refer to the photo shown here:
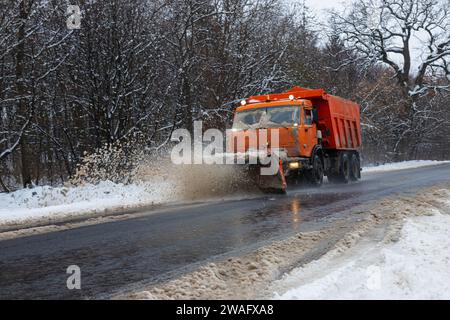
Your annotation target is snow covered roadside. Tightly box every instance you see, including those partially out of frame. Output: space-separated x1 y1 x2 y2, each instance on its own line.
273 194 450 299
115 185 450 300
363 160 450 173
0 160 448 228
0 180 177 226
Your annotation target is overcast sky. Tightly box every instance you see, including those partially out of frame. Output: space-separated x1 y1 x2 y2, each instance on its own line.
299 0 352 26
305 0 348 12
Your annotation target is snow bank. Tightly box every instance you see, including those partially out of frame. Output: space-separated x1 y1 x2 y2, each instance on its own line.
363 160 450 173
0 161 261 226
273 209 450 299
0 180 176 225
1 160 448 227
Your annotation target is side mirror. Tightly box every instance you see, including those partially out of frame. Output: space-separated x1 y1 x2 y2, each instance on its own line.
312 109 319 123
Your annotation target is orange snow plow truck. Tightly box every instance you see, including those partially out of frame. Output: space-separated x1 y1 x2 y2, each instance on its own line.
230 86 362 193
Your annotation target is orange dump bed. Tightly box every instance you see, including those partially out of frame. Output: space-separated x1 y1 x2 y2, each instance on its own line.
310 91 361 151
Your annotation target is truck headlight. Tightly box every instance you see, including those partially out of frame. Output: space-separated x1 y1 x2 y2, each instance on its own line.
289 162 300 170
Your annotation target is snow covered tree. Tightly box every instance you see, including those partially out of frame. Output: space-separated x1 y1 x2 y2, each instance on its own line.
0 0 448 190
331 0 450 159
0 0 73 188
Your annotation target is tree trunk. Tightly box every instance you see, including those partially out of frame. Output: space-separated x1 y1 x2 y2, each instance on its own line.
0 170 10 193
16 0 32 188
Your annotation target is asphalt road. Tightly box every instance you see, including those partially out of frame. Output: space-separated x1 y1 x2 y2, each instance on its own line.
1 164 449 299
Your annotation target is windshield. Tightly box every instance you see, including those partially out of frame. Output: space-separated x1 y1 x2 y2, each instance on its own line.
233 106 299 130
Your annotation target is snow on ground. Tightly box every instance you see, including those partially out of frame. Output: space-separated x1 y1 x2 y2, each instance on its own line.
0 180 176 225
363 160 450 173
273 206 450 299
0 160 448 226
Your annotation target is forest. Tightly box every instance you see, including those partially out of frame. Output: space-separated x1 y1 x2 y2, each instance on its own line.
1 0 449 191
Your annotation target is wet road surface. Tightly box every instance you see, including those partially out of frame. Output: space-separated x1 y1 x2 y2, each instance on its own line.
0 164 449 299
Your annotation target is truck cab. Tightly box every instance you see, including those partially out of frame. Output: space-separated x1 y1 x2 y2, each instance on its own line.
231 99 318 159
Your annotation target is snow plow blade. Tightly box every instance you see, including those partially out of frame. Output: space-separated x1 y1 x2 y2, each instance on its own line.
246 161 287 194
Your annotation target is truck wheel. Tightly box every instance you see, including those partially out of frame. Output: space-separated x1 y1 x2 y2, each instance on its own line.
308 155 324 186
339 153 350 183
350 154 360 181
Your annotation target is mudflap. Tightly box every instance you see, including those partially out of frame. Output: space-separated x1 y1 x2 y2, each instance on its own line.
253 160 287 194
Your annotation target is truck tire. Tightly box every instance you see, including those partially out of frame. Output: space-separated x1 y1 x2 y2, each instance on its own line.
308 154 324 186
339 153 351 183
350 154 360 181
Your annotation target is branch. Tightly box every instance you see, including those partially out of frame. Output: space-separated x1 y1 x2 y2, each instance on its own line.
0 117 31 161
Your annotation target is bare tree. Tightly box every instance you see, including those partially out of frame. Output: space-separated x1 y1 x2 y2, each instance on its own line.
332 0 450 96
0 0 73 188
1 0 448 190
331 0 450 159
